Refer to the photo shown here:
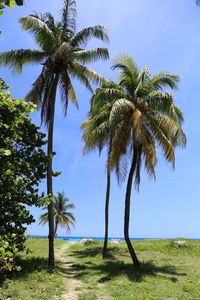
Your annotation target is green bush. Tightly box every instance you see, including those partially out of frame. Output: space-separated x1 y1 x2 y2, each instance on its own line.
0 234 22 278
0 80 48 279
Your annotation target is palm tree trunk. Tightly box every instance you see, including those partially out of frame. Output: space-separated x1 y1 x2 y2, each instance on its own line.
102 168 111 258
47 73 59 271
124 149 140 268
54 220 58 237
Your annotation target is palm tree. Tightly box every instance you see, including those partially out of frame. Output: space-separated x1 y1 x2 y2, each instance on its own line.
99 56 186 267
0 0 109 269
81 81 119 258
39 192 75 236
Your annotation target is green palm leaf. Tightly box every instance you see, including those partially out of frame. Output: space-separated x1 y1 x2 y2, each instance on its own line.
74 48 109 64
0 49 46 74
19 14 56 51
71 25 109 47
62 0 77 35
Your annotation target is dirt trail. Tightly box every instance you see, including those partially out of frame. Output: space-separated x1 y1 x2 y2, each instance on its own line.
56 242 112 300
56 243 83 300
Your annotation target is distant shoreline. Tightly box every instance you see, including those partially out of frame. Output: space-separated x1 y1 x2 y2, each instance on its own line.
27 235 200 242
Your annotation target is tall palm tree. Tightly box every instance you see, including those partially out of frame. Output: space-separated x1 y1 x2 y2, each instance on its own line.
81 81 119 258
0 0 109 269
39 192 75 236
99 56 186 267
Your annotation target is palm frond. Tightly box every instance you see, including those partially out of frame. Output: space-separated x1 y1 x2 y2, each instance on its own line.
74 48 109 64
19 15 56 51
141 72 179 95
40 75 55 125
59 70 78 115
109 98 134 125
61 0 77 35
39 212 49 225
25 66 53 105
112 56 140 95
81 64 107 86
71 25 109 47
0 49 46 74
69 63 93 93
112 55 139 74
108 118 131 170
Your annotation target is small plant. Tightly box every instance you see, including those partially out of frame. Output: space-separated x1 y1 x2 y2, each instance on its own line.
171 239 188 249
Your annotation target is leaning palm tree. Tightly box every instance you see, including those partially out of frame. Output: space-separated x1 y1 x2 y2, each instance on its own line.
39 192 75 236
0 0 109 269
81 81 119 258
101 56 186 267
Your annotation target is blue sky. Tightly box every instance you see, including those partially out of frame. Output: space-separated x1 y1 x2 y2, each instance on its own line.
1 0 200 238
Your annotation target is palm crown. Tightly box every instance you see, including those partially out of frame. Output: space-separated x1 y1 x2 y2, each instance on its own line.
39 192 75 235
102 56 185 185
0 0 109 126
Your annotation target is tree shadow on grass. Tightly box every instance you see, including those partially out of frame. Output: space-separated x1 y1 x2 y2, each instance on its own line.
0 245 187 287
68 246 116 260
57 246 187 284
0 256 48 286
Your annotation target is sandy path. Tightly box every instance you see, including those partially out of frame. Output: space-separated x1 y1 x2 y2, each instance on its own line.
56 243 84 300
56 242 112 300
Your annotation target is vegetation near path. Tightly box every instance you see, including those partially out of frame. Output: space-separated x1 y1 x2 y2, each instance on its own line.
1 239 200 300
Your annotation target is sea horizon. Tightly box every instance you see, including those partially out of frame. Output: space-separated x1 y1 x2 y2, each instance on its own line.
27 235 200 242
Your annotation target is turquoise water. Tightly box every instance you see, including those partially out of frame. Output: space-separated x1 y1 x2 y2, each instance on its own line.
28 235 145 242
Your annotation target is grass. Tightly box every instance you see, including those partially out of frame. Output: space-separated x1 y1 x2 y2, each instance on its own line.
0 239 66 300
1 238 200 299
67 239 200 300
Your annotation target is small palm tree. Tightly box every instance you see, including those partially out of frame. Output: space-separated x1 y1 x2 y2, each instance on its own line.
0 0 109 269
39 192 75 236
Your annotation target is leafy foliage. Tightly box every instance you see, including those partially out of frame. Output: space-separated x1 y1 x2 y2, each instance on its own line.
0 234 22 276
0 80 48 277
0 0 23 15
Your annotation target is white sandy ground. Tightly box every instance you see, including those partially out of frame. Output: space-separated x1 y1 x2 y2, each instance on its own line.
56 243 112 300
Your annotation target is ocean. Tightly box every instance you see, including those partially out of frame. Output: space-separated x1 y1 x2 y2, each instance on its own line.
27 235 145 242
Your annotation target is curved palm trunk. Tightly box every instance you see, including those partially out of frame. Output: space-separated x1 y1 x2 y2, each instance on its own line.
47 73 59 271
102 168 111 258
124 150 140 268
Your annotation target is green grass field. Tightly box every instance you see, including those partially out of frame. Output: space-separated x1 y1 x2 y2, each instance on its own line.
0 239 66 300
1 238 200 299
